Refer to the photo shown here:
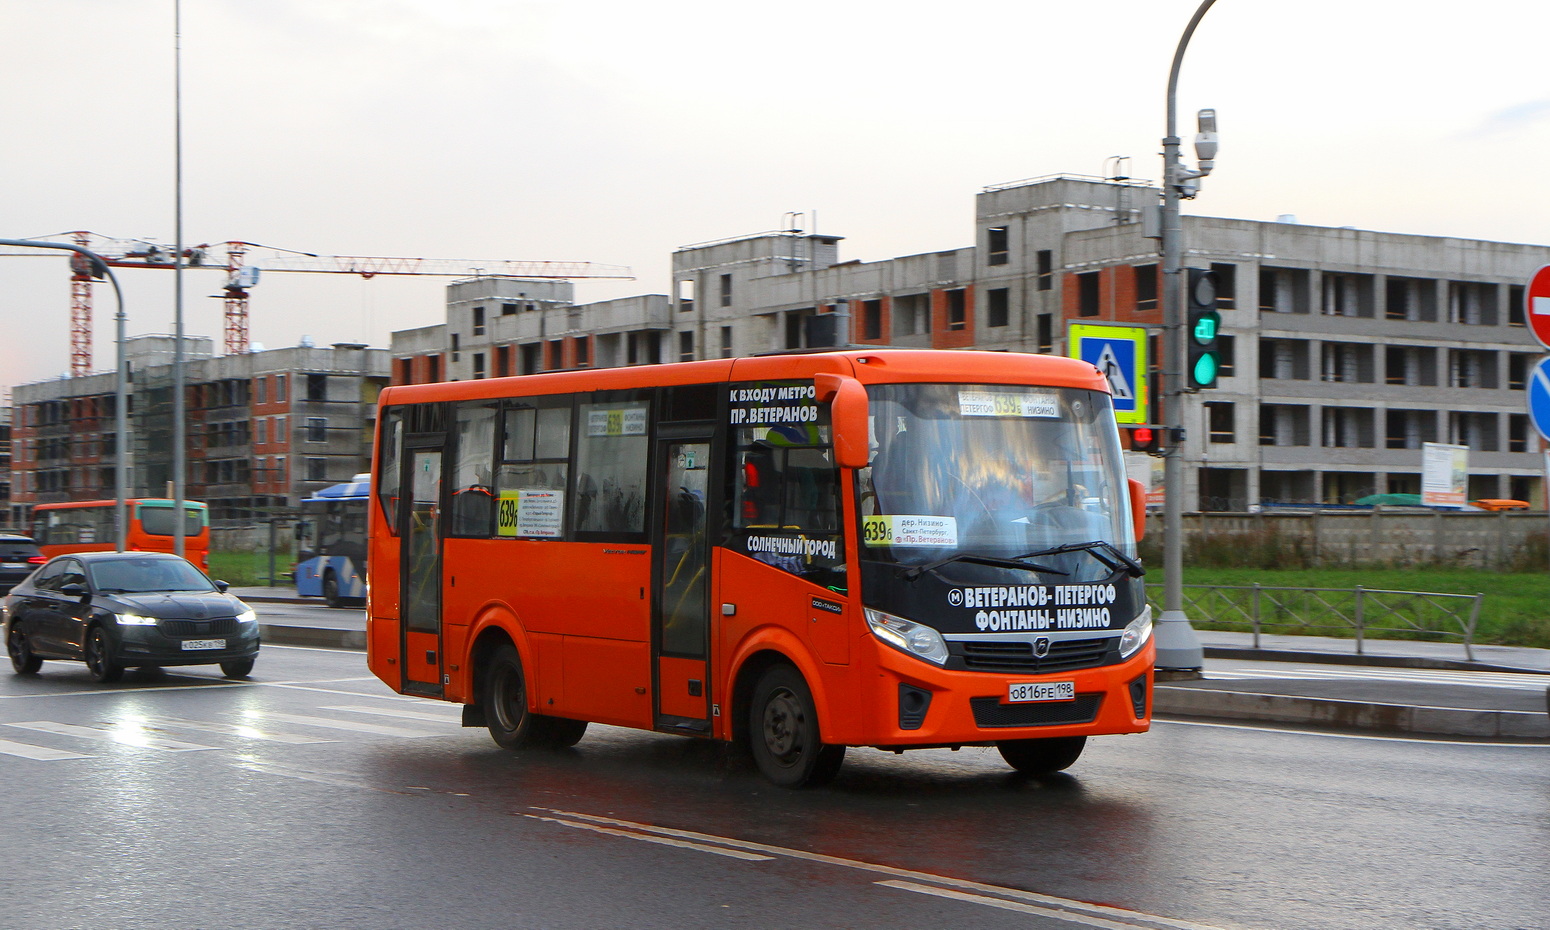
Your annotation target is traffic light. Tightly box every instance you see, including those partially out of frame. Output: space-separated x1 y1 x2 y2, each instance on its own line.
1129 426 1162 454
1186 268 1221 389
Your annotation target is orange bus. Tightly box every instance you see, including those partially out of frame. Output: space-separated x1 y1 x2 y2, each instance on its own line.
366 349 1153 786
32 499 212 570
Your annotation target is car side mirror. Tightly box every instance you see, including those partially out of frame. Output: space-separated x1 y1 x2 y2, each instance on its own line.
214 580 230 593
60 582 88 598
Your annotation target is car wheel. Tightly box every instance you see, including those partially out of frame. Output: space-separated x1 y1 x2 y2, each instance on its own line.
749 664 845 788
8 627 42 675
323 573 342 608
84 626 124 684
220 657 256 679
996 735 1086 775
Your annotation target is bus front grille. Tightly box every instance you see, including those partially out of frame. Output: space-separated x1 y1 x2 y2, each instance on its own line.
953 637 1112 673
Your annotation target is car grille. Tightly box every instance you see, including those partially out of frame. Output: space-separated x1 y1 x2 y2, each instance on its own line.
952 637 1112 673
158 618 240 636
970 694 1102 728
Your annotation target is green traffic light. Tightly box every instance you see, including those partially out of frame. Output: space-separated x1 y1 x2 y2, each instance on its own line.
1192 312 1219 344
1192 352 1218 387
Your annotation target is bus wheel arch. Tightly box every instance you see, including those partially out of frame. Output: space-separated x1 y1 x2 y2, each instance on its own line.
467 621 587 751
733 649 844 788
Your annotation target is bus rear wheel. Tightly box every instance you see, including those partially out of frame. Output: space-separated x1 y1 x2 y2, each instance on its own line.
997 735 1086 775
749 665 844 788
323 573 343 608
481 644 587 750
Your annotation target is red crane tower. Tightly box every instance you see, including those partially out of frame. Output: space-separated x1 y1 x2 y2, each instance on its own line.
9 232 634 375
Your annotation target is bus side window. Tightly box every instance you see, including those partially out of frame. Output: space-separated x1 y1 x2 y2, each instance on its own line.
376 409 404 536
449 401 498 537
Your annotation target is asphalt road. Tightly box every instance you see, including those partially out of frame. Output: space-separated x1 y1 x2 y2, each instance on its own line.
1 643 1546 930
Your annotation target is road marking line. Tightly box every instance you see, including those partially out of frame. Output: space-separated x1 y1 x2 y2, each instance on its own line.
250 711 443 738
0 737 92 761
878 880 1173 930
6 720 219 751
322 704 461 723
151 716 336 744
527 815 774 861
534 808 1225 930
1155 718 1550 747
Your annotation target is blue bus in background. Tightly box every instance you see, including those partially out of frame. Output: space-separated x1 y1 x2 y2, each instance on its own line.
296 474 369 607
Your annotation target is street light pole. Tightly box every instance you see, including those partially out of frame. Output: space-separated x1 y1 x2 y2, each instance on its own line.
0 240 129 551
172 0 187 558
1156 0 1218 671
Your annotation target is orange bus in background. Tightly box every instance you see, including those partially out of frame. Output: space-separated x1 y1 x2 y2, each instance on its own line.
32 499 212 570
366 349 1153 787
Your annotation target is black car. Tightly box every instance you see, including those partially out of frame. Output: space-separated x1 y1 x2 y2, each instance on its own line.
3 551 259 682
0 535 46 595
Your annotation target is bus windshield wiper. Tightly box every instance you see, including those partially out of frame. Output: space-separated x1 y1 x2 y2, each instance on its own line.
899 552 1069 582
1012 540 1145 578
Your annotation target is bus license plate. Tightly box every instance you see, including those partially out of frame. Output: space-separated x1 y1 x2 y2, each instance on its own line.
1008 681 1075 703
182 639 226 651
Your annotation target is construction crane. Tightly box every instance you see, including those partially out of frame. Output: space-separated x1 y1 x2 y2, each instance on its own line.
7 232 634 376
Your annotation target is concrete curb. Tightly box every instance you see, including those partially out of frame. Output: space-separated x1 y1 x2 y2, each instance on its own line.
1203 646 1549 677
1154 685 1550 740
260 624 366 651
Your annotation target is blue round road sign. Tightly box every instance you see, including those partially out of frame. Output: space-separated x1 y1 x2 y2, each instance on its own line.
1529 356 1550 443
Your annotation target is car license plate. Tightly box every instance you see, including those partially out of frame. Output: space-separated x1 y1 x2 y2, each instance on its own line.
181 639 226 651
1008 681 1075 703
2 562 23 569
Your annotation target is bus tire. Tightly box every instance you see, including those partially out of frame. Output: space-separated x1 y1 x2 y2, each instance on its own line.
538 717 589 749
481 644 546 750
997 735 1086 775
323 573 342 608
749 664 844 788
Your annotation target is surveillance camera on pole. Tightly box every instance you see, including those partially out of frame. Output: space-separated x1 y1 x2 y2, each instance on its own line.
1171 108 1219 200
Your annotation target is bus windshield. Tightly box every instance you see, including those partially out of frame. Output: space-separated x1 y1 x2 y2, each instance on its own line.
858 383 1133 584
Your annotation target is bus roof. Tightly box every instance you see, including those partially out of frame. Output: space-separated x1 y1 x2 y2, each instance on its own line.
379 349 1110 405
307 475 372 501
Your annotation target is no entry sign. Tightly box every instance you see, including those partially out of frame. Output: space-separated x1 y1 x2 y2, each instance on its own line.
1526 265 1550 349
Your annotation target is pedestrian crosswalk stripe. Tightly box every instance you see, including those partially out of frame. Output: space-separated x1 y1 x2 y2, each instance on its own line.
322 704 460 724
0 736 91 761
6 720 220 752
251 711 443 738
155 715 336 744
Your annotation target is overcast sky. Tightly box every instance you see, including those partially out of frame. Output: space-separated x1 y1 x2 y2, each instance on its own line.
3 0 1548 391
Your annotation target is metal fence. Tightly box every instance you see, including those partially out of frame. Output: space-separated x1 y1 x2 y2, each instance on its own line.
1148 584 1485 660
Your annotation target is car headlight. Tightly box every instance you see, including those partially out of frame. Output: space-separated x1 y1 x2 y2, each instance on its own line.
236 609 257 625
865 607 950 666
117 613 159 626
1117 605 1153 659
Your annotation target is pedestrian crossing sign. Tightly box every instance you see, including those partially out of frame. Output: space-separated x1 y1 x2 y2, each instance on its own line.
1067 324 1149 424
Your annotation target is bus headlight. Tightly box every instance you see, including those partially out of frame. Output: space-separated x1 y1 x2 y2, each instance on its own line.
865 608 950 666
1117 606 1153 659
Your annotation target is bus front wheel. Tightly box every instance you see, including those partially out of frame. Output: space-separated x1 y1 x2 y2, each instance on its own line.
749 665 845 788
997 735 1086 775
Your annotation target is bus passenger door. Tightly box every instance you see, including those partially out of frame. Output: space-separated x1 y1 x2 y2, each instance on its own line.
652 437 713 733
400 444 444 696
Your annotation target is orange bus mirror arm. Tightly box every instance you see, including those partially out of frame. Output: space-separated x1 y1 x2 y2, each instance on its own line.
1127 478 1146 543
814 373 870 470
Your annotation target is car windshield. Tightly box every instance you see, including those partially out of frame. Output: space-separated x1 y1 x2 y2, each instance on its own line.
858 382 1134 583
90 558 216 594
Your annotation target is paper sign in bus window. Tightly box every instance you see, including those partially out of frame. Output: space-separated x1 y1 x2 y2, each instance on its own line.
958 391 1059 419
862 515 958 547
497 489 564 538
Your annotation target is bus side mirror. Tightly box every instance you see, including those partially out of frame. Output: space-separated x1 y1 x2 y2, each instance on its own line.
294 521 311 541
814 373 869 470
1128 478 1146 542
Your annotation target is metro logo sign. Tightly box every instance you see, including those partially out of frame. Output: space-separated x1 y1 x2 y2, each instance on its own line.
1526 265 1550 350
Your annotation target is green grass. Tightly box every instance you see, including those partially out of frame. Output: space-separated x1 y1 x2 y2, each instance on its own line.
1159 566 1550 650
208 550 294 588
